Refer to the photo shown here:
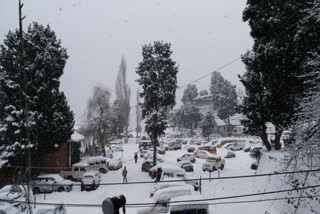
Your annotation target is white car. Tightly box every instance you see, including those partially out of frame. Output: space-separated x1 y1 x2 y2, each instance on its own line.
32 174 73 194
195 150 211 159
202 155 225 172
81 171 101 191
177 153 196 163
0 185 33 213
149 178 186 198
108 158 123 170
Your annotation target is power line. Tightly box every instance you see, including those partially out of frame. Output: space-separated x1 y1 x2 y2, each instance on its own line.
3 166 320 186
1 184 319 208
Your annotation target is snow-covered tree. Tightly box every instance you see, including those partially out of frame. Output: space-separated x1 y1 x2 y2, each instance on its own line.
0 23 74 167
115 56 130 142
181 84 198 104
135 89 142 137
136 41 178 166
210 71 237 120
240 0 320 150
86 86 112 156
201 112 216 141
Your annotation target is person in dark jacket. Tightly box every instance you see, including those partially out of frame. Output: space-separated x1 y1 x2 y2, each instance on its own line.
102 195 126 214
156 167 162 182
134 153 138 164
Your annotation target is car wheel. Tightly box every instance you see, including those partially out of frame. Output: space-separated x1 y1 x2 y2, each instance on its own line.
33 187 40 194
58 187 65 192
220 164 224 170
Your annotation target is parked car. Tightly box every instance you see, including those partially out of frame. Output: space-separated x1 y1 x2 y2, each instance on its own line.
225 143 245 151
85 156 108 173
81 171 101 191
177 161 194 172
194 150 211 159
32 174 73 194
173 141 182 150
149 164 199 191
187 147 196 153
108 158 123 170
137 186 193 214
177 153 196 163
149 178 186 198
202 155 225 172
169 195 209 214
60 162 90 181
0 202 19 214
141 160 154 172
225 151 236 158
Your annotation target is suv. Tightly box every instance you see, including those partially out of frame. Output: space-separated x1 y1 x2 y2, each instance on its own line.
202 155 225 172
177 153 195 163
60 162 90 181
86 157 108 173
81 171 101 191
32 174 73 194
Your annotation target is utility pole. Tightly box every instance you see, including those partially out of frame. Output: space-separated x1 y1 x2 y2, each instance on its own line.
18 0 33 213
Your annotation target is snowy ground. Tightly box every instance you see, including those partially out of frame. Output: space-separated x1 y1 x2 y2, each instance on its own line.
34 139 308 214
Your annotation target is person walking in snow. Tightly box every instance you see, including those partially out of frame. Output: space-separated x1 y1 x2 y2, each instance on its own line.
134 153 138 164
122 166 128 183
156 167 162 182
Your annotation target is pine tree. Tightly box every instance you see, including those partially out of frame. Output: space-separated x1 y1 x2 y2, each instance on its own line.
181 84 198 104
136 41 178 166
240 0 320 150
210 71 237 120
0 23 74 166
135 89 142 137
202 112 216 141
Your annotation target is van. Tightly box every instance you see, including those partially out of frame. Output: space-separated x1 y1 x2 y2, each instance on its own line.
86 156 108 173
137 186 192 214
169 195 209 214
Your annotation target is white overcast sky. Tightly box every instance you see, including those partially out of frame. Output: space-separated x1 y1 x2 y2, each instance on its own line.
0 0 252 127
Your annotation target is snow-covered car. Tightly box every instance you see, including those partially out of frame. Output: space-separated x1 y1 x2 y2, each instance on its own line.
32 174 73 194
225 143 245 151
177 153 196 163
60 162 90 181
202 155 225 172
169 195 209 214
137 186 192 214
0 185 33 213
112 146 124 152
108 158 123 170
149 178 187 198
81 171 101 191
177 161 194 172
85 156 108 173
225 151 236 158
0 202 19 214
194 150 211 159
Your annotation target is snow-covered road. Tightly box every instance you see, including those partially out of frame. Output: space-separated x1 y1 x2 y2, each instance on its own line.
34 141 294 214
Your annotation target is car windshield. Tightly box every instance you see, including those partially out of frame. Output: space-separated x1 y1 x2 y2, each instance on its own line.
207 158 218 162
83 175 94 179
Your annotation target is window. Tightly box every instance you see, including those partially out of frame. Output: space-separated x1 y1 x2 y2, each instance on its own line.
80 167 86 172
74 167 79 171
163 172 174 178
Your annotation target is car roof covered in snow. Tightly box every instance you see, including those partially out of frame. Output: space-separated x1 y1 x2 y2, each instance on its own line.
206 155 221 159
170 195 209 206
83 170 100 177
150 164 185 173
153 185 192 202
73 162 89 167
38 174 64 181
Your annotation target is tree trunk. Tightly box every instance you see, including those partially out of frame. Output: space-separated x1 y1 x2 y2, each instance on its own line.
260 129 272 151
274 127 283 150
153 137 158 166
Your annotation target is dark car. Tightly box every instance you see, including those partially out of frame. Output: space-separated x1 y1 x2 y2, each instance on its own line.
141 160 154 172
177 161 194 172
187 147 196 153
